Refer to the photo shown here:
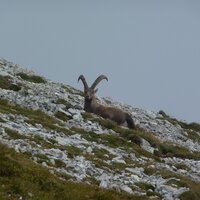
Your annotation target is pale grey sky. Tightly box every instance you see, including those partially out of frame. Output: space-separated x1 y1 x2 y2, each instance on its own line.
0 1 200 122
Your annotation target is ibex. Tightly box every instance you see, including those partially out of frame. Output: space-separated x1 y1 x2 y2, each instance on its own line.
78 75 135 129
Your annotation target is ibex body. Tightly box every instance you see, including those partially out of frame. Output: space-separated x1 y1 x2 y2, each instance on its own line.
78 75 135 129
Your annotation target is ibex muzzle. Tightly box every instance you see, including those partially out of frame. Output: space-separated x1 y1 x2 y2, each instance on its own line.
78 75 135 129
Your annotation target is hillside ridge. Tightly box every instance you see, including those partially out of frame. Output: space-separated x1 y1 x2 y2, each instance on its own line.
0 58 200 200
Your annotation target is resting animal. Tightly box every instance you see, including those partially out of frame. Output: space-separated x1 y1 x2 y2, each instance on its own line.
78 74 135 129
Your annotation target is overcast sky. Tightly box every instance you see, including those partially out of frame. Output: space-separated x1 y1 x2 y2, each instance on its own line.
0 1 200 123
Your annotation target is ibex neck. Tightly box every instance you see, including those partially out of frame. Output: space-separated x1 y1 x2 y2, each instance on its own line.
84 97 98 113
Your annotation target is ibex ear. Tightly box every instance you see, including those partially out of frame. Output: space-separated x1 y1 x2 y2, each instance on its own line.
94 88 98 93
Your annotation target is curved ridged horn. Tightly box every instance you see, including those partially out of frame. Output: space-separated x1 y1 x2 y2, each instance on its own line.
91 75 108 89
78 75 89 91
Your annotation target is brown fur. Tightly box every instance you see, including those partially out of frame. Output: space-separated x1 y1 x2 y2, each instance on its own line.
78 75 135 129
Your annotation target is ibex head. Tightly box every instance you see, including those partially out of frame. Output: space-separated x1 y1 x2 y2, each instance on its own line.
78 74 108 101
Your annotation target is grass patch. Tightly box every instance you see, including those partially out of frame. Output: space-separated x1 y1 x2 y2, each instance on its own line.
0 98 68 133
92 147 111 160
186 130 200 142
144 166 157 176
62 85 84 96
84 153 112 170
82 112 94 120
35 153 50 164
5 128 29 140
0 143 144 200
64 145 82 159
17 72 47 84
93 118 118 130
32 135 56 149
156 169 200 200
159 111 200 133
54 159 66 168
174 163 190 171
87 117 162 161
135 182 161 197
0 98 74 140
71 127 100 142
157 142 200 160
93 115 200 161
72 126 160 162
55 98 73 109
0 75 21 91
54 111 70 121
0 117 6 123
91 117 159 148
185 122 200 132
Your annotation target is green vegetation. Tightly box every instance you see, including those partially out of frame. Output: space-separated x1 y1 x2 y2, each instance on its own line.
5 128 29 140
82 112 94 120
55 98 73 109
0 98 66 131
35 153 50 164
143 166 157 176
17 72 47 84
0 116 6 123
135 182 161 198
54 159 66 168
0 98 76 141
62 85 83 96
71 127 160 162
159 111 200 133
86 116 155 148
0 75 21 91
63 145 82 159
174 163 190 171
156 142 200 160
32 135 56 149
1 88 200 199
86 116 200 161
143 167 200 200
54 111 70 121
186 130 200 143
0 143 147 200
156 169 200 200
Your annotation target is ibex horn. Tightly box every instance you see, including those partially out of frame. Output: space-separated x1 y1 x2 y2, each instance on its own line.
78 75 89 91
91 75 108 89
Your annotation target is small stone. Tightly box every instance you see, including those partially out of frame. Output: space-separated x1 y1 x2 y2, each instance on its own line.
73 114 82 121
108 129 119 136
146 110 157 119
120 185 133 194
68 108 79 115
100 179 109 188
140 138 155 154
112 157 126 164
86 146 93 154
178 169 187 174
130 174 140 182
42 162 48 167
134 119 140 126
28 192 33 197
0 128 7 137
98 173 110 188
49 170 55 174
50 159 55 166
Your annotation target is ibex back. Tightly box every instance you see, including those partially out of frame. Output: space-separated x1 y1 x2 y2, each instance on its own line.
78 75 135 129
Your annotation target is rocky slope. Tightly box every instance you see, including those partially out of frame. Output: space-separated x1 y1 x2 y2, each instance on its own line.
0 58 200 200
